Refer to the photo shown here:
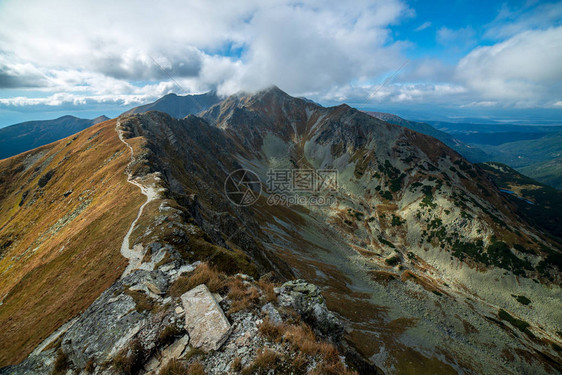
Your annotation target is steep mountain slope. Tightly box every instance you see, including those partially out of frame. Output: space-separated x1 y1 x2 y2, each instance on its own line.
0 115 109 160
0 87 561 374
197 88 562 374
0 119 143 365
478 162 562 240
365 111 488 163
122 91 220 118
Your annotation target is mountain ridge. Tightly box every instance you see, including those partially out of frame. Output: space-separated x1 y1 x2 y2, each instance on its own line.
0 87 560 374
121 91 220 118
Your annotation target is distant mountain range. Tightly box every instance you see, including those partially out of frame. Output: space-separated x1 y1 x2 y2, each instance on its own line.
0 91 221 161
121 91 220 118
426 121 562 189
0 115 109 160
365 112 489 163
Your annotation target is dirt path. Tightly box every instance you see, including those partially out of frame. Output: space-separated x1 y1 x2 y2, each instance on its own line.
115 120 160 278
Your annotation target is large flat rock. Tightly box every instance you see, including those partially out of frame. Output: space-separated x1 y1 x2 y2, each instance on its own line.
181 284 232 351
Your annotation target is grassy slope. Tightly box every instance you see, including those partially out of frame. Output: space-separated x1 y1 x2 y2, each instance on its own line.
0 119 145 366
519 157 562 190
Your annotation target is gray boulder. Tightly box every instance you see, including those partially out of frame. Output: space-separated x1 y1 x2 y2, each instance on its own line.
181 284 232 351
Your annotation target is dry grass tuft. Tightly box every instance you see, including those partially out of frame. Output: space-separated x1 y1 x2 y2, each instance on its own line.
310 361 358 375
84 358 95 373
158 359 187 375
227 277 261 313
241 349 279 375
112 339 145 375
50 349 68 375
283 324 319 354
186 361 206 375
157 324 184 347
168 263 225 297
257 278 278 302
258 318 285 342
230 356 242 372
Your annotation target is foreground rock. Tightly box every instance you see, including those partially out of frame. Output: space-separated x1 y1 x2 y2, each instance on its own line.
181 284 232 351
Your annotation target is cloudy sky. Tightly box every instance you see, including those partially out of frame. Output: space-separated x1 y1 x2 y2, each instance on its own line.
0 0 561 126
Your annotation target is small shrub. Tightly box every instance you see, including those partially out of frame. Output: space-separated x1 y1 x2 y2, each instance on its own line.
512 295 532 305
385 255 401 266
498 309 533 336
391 214 405 226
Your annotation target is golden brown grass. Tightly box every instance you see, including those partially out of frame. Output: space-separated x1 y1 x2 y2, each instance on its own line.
258 318 285 342
257 317 351 373
0 119 147 366
168 263 225 297
257 278 278 302
227 277 261 313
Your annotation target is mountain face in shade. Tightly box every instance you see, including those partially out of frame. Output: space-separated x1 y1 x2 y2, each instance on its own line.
478 161 562 240
0 87 561 375
0 115 109 160
365 111 489 163
121 91 220 118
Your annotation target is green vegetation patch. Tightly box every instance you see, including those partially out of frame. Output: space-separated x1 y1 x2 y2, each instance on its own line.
498 309 533 337
511 295 531 305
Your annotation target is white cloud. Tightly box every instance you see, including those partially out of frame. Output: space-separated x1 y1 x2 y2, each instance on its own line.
484 2 562 40
414 21 432 32
0 0 560 117
0 0 409 99
436 26 475 47
456 27 562 105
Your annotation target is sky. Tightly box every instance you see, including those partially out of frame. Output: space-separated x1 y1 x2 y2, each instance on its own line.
0 0 561 127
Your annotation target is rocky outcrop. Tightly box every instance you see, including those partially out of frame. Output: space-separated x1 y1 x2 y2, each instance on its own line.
276 279 344 338
181 284 232 351
61 270 175 368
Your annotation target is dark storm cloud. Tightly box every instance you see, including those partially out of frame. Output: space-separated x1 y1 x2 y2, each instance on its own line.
0 68 47 89
95 51 202 81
